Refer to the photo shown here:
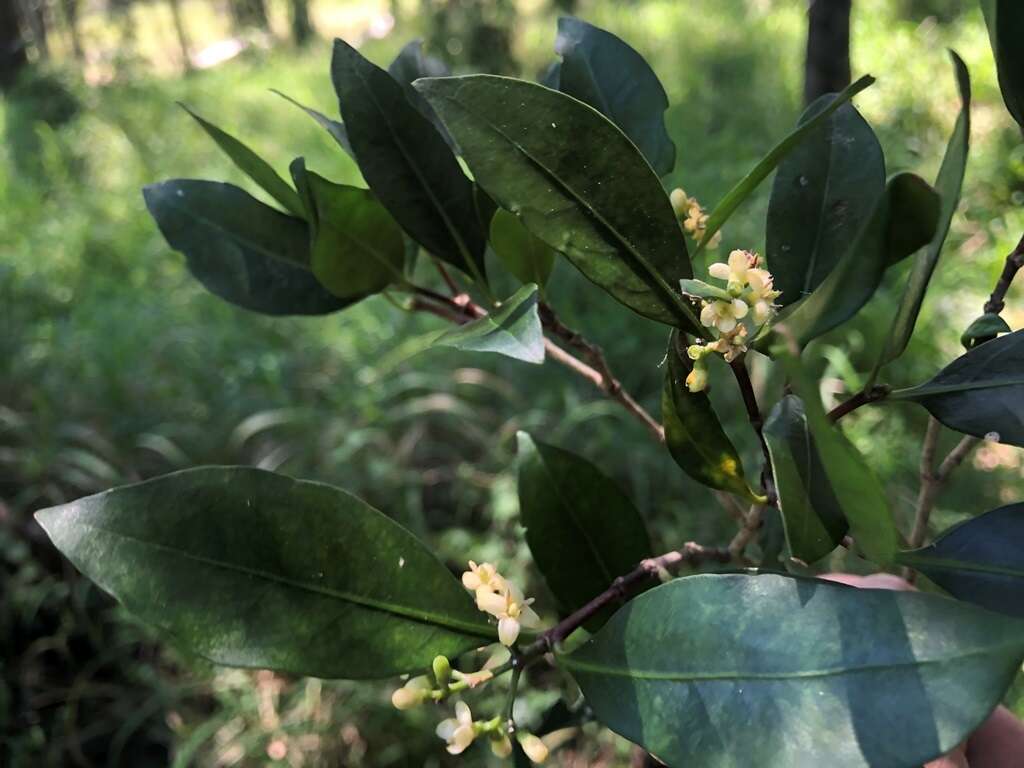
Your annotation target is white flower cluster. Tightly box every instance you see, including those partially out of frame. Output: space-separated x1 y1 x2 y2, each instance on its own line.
462 560 541 647
670 187 722 248
684 249 781 392
435 701 550 761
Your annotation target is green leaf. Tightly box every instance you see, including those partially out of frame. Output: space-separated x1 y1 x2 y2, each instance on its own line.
34 467 494 679
898 502 1024 618
981 0 1024 132
560 572 1024 768
272 89 354 159
433 284 545 364
489 209 556 288
961 312 1010 350
387 39 452 144
553 17 675 176
143 180 355 316
784 354 899 564
516 433 651 625
678 278 732 301
331 39 486 281
696 75 875 255
890 328 1024 447
766 99 884 307
180 104 306 218
301 168 406 298
765 172 940 350
763 395 848 563
662 333 759 501
877 52 971 371
416 75 699 330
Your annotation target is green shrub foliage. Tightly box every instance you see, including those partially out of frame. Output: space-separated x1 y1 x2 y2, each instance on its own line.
35 9 1024 766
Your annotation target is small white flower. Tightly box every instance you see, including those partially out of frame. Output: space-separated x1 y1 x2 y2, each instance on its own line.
436 701 476 755
462 561 506 599
476 582 541 647
391 675 432 710
700 298 749 333
489 732 513 758
518 732 550 764
708 249 754 289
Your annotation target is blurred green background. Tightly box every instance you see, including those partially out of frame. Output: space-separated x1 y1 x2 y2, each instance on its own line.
3 0 1024 765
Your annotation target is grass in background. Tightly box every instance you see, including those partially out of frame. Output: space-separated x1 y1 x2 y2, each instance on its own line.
3 0 1024 764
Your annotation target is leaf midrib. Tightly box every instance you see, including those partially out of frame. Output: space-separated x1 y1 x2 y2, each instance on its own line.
66 516 496 640
897 552 1024 579
559 642 1019 681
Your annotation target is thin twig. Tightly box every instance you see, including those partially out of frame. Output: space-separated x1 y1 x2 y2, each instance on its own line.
520 542 733 656
983 233 1024 315
411 289 666 442
904 419 979 581
433 259 462 297
729 358 772 491
728 503 765 558
827 385 892 423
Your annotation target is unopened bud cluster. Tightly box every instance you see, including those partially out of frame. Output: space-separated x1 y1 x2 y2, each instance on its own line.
683 249 781 392
670 188 722 249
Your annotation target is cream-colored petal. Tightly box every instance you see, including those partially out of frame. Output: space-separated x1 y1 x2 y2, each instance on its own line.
462 571 482 591
436 719 458 741
455 700 473 725
700 303 718 327
498 617 521 646
490 734 513 758
716 316 738 334
730 299 749 319
728 249 749 275
708 262 731 280
476 591 507 616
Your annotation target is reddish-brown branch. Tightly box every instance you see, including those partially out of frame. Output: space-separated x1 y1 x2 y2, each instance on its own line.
827 384 892 423
411 289 666 442
520 542 733 656
983 233 1024 315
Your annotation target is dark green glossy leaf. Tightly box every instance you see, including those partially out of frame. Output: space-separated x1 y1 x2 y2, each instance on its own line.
766 99 884 307
387 39 453 144
696 75 875 255
766 172 940 350
784 354 899 564
898 502 1024 617
143 180 354 316
301 168 406 298
331 39 486 280
763 395 848 563
890 328 1024 447
539 60 560 89
961 312 1010 350
489 209 556 288
561 572 1024 768
516 432 652 623
662 334 759 501
416 75 699 330
553 17 675 176
433 284 544 363
34 467 494 679
878 52 971 370
272 89 354 159
981 0 1024 132
180 104 305 218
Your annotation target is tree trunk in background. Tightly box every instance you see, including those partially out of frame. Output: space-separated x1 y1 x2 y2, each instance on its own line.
60 0 84 61
0 0 28 92
167 0 192 72
804 0 852 105
230 0 270 34
289 0 314 47
21 0 49 59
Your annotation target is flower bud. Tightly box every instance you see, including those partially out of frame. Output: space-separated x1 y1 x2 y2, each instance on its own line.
669 188 690 217
391 675 431 710
490 732 513 758
432 655 451 687
518 733 550 763
685 364 709 394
